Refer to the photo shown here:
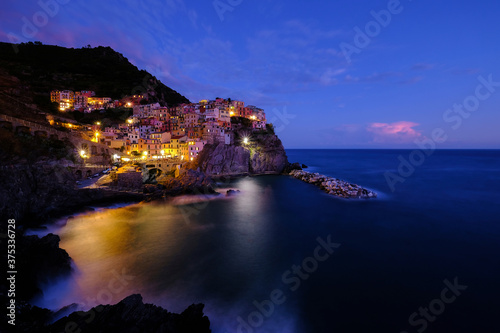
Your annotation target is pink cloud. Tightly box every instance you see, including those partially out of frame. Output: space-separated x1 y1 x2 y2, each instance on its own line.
367 121 422 143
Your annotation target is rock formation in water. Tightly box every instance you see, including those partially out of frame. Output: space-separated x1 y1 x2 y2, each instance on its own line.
196 133 288 176
288 169 377 199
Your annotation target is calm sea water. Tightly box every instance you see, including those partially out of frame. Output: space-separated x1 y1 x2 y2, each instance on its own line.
33 149 500 333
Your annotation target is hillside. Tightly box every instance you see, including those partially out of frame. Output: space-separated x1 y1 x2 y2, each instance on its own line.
0 42 189 121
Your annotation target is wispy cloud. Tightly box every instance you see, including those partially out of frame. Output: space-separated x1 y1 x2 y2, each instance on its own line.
398 76 424 85
335 124 362 133
318 121 423 147
447 68 481 76
411 63 435 71
367 121 422 143
344 72 401 83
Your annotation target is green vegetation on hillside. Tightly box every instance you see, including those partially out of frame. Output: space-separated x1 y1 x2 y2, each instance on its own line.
0 41 190 114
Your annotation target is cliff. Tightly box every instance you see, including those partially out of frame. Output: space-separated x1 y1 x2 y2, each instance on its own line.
0 159 114 226
196 133 289 176
0 161 78 226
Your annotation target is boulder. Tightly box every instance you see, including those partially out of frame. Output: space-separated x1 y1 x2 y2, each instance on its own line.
283 162 302 174
16 233 72 301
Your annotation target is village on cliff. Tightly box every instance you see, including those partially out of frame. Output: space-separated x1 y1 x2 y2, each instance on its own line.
48 89 269 171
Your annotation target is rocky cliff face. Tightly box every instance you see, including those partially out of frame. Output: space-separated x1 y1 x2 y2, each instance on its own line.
196 134 288 176
0 161 78 226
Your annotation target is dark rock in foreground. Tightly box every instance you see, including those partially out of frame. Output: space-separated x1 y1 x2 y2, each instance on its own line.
157 169 217 197
283 162 302 174
14 294 211 333
0 161 142 228
16 233 72 301
289 170 377 199
226 189 240 196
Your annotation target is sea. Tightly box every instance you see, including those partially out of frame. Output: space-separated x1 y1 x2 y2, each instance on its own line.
30 149 500 333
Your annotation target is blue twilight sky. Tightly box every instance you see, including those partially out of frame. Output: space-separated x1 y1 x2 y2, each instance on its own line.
1 0 500 148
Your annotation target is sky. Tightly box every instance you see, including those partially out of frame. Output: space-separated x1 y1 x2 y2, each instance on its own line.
1 0 500 149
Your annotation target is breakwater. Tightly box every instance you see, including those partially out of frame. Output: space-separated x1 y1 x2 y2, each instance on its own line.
288 170 377 199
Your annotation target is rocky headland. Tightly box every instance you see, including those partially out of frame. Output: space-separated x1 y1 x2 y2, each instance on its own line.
195 132 288 176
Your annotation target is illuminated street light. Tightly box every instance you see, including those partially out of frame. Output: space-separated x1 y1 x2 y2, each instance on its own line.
80 150 88 164
243 137 249 145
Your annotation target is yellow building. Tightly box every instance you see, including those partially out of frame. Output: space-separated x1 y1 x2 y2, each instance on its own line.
161 135 188 159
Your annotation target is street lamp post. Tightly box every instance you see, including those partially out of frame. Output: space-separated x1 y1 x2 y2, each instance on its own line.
80 150 88 165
